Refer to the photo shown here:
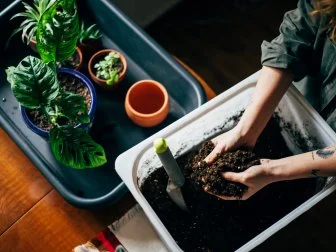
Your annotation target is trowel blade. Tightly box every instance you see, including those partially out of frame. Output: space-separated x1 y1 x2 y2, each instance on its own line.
166 179 188 212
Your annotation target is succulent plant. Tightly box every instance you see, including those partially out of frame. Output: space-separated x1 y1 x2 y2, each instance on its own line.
94 52 122 85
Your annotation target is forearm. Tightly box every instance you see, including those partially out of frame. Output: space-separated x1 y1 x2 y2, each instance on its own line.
269 146 336 182
237 66 293 145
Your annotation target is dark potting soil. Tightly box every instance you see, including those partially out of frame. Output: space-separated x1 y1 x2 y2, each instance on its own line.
28 73 91 131
141 117 319 252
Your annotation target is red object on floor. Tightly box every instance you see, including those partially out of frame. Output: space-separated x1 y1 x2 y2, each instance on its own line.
96 228 127 252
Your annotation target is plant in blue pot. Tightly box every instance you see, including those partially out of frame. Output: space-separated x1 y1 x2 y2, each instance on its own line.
6 0 106 169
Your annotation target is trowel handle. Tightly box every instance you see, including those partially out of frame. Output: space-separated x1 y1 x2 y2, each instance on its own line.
154 138 185 187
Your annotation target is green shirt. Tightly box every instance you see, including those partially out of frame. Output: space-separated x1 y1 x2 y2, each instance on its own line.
261 0 336 124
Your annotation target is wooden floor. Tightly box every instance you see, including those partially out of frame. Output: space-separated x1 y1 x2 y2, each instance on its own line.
0 127 136 251
2 0 336 251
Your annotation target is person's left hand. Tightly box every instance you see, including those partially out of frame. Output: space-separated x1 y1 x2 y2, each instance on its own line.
204 159 276 200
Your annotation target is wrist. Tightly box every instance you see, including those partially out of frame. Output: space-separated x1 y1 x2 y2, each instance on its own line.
262 159 289 183
235 123 257 148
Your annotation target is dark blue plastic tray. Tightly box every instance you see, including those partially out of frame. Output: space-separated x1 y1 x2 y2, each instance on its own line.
0 0 206 208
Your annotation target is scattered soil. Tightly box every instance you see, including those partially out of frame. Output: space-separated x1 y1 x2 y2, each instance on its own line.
28 73 91 131
141 117 319 251
57 50 81 69
191 144 260 197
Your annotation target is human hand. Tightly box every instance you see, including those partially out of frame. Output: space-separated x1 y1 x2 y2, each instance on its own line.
204 126 256 164
204 159 276 200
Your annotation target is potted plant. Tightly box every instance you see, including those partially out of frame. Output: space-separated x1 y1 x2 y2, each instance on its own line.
6 0 106 169
7 0 56 52
78 21 102 55
8 0 84 70
88 49 127 88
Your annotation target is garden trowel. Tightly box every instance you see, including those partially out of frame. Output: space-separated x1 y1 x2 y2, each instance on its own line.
154 138 188 211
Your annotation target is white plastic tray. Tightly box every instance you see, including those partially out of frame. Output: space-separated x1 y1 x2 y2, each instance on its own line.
116 71 336 251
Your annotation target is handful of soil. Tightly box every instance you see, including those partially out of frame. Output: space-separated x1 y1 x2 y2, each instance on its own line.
187 141 260 198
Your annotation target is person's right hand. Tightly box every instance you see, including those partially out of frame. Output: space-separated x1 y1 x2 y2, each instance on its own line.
204 159 275 200
204 126 256 164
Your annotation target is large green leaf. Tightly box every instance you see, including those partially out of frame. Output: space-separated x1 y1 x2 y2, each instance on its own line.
5 56 59 109
49 90 90 124
36 0 79 63
50 126 107 169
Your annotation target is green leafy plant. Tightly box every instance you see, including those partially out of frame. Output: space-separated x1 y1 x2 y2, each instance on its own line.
6 0 106 169
79 22 102 44
8 0 56 46
36 0 79 64
94 52 122 85
6 56 106 169
50 126 106 169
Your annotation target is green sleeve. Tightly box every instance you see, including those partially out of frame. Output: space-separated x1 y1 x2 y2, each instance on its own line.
261 0 319 81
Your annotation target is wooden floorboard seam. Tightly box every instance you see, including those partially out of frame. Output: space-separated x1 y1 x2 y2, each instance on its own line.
0 188 53 237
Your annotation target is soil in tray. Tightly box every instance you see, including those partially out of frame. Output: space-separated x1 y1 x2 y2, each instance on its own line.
141 117 320 252
28 73 91 131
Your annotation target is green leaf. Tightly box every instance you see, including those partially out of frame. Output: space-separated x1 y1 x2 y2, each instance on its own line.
8 0 55 48
5 56 59 109
79 22 102 43
51 90 90 124
5 67 16 84
50 126 107 169
106 71 118 85
36 0 79 63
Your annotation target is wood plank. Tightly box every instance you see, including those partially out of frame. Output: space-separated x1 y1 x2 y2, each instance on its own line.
0 190 135 252
0 128 51 235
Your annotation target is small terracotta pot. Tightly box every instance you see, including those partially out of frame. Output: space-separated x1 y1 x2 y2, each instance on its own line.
88 49 127 89
56 47 83 71
125 80 169 127
74 47 83 71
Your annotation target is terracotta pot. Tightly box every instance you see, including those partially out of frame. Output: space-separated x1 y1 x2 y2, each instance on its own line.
74 47 83 71
56 47 83 71
125 80 169 127
88 49 127 89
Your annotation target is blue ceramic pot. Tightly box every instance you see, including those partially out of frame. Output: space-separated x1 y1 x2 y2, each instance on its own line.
21 68 97 139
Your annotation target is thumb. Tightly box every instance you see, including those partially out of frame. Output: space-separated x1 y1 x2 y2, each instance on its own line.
204 144 225 164
222 171 243 183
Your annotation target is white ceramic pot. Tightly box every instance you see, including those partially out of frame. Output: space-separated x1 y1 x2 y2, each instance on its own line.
116 71 336 251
